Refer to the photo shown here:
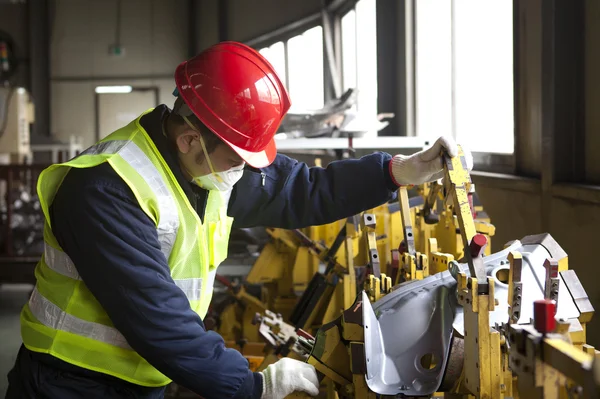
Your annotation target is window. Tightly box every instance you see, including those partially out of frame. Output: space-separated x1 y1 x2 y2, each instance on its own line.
287 26 325 111
341 0 378 137
415 0 514 154
260 26 325 112
259 41 286 90
341 10 357 95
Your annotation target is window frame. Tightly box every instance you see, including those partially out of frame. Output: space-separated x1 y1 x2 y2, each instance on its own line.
245 13 322 51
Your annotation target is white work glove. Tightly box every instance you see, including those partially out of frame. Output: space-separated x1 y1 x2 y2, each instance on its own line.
260 358 320 399
390 136 473 186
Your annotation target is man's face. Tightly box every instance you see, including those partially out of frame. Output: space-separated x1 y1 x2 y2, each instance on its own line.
175 124 244 179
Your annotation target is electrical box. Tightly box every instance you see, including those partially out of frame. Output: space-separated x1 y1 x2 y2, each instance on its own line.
0 87 34 163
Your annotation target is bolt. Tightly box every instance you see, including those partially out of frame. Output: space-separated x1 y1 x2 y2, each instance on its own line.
516 286 521 292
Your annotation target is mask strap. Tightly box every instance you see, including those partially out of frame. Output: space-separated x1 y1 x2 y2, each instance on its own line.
182 115 224 183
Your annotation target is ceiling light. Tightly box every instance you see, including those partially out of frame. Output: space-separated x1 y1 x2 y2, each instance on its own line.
95 85 133 94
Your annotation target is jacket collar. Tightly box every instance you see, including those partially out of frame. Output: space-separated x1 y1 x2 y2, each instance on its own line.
139 105 208 208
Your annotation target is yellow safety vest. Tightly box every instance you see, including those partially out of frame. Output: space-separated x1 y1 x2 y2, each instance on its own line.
19 109 234 387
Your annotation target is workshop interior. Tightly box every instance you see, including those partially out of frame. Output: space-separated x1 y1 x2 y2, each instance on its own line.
1 0 599 398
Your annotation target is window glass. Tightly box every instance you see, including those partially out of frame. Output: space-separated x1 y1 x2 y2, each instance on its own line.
341 10 357 94
287 26 325 111
415 0 453 143
259 41 287 89
415 0 514 153
341 0 378 137
454 0 514 153
355 0 378 121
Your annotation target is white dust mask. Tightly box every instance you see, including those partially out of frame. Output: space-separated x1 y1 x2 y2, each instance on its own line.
182 116 245 191
195 163 244 191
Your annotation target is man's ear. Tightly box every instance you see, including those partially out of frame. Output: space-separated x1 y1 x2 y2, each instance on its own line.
175 130 199 154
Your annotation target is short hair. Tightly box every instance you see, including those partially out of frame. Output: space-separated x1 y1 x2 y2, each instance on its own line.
171 96 223 154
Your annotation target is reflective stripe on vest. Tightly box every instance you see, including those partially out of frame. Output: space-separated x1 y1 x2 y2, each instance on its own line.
28 287 132 350
79 139 179 261
43 244 203 301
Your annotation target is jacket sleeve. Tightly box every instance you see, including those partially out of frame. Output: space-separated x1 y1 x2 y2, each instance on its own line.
50 163 262 399
228 152 399 229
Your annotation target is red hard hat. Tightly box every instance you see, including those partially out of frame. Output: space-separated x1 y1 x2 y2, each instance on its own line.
174 41 291 168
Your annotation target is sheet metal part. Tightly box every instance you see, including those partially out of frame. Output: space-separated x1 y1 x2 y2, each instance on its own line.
362 236 582 397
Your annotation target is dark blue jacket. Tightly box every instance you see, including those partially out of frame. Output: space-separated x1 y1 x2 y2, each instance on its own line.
33 106 399 399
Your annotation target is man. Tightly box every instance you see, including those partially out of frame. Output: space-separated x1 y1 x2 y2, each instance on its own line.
6 42 470 399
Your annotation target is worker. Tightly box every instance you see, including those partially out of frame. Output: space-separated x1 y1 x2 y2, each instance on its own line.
5 41 471 399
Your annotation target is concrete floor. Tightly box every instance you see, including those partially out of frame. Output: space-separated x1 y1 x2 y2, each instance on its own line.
0 284 32 397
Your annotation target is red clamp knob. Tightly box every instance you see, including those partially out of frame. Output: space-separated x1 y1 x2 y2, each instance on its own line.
533 299 556 334
469 234 488 258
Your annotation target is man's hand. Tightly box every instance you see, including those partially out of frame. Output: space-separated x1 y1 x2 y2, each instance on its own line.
260 358 320 399
390 136 473 186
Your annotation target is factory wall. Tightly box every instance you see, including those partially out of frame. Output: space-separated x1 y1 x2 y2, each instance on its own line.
49 0 188 147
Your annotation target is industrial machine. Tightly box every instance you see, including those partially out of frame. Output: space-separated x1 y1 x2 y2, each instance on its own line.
253 146 600 398
211 208 398 367
211 182 495 369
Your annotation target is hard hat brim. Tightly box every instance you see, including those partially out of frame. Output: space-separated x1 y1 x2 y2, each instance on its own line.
223 136 277 169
